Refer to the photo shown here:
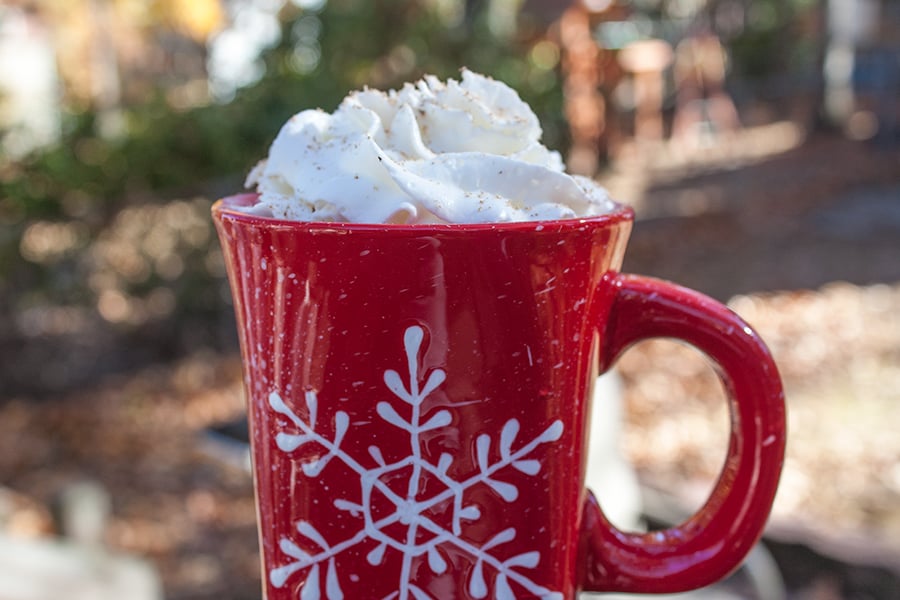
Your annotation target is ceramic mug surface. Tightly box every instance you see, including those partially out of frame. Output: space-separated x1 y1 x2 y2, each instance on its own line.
213 194 786 600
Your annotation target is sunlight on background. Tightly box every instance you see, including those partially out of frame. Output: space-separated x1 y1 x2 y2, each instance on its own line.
208 0 394 101
0 4 60 157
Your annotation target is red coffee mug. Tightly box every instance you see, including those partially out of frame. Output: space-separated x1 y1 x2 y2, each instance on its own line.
213 194 785 600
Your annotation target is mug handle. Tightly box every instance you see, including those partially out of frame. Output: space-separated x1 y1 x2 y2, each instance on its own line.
580 274 786 594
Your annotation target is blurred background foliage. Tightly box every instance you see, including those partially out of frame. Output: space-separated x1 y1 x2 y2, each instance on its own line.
0 0 576 395
0 0 879 395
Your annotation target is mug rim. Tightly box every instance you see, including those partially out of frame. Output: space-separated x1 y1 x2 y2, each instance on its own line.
212 193 635 232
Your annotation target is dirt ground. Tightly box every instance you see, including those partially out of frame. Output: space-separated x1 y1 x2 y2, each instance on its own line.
0 128 898 599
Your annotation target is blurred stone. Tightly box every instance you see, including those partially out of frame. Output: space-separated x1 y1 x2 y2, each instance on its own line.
0 534 162 600
585 370 643 533
54 481 111 547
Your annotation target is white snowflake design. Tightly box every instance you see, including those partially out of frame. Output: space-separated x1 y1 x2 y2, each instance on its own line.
266 325 564 600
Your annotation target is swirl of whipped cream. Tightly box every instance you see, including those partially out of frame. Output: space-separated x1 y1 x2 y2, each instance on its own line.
244 69 613 223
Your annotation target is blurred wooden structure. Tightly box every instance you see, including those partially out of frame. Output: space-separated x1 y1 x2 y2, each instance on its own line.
618 38 673 143
556 1 628 174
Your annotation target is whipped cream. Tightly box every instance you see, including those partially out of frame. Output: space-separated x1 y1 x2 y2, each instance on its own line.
244 69 614 224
